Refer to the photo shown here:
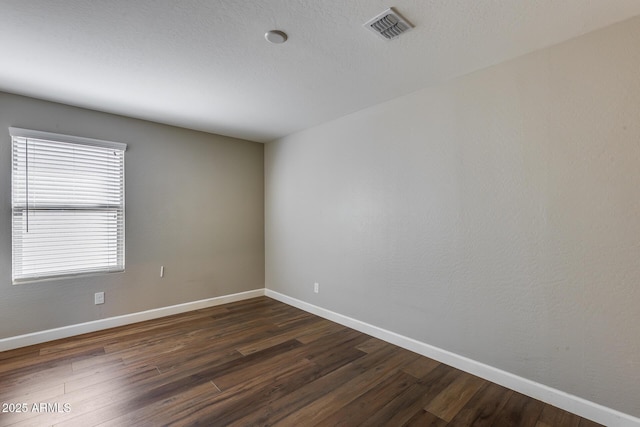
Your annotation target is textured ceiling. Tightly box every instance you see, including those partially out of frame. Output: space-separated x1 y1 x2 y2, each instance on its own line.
1 1 640 142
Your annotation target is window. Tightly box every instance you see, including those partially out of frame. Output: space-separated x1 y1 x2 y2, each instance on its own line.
10 127 126 283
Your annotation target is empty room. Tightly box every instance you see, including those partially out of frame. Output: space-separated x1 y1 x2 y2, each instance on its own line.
0 1 639 426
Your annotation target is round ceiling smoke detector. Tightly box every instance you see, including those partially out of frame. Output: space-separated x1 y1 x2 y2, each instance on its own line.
265 30 288 44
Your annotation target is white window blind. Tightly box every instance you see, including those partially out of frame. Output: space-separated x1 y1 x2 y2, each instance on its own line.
10 127 126 283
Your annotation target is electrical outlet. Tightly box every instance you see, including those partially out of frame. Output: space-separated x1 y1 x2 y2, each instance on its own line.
314 282 319 293
94 292 105 305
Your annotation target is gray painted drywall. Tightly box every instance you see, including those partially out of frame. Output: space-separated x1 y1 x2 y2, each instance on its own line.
0 92 264 339
265 16 640 417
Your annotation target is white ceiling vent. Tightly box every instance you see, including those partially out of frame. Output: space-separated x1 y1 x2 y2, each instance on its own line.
364 8 413 41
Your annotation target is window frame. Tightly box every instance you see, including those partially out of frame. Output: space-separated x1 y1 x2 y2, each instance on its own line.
10 127 127 284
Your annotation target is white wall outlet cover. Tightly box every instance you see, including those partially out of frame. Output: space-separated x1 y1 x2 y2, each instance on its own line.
94 292 105 305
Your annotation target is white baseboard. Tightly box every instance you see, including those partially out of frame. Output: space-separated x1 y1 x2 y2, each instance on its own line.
265 289 640 427
0 289 265 352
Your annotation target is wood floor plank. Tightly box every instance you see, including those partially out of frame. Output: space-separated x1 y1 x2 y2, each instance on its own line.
295 319 347 344
360 363 466 427
535 404 581 427
0 296 606 427
447 381 513 427
233 344 404 426
579 418 606 427
116 332 326 427
0 382 64 403
64 358 154 393
271 347 421 426
492 391 544 427
234 316 325 355
25 346 234 426
425 371 486 422
401 355 441 379
0 363 73 392
314 370 418 426
121 339 301 409
8 365 164 427
0 346 104 376
84 381 218 427
403 409 449 427
355 336 390 354
146 358 321 427
361 382 436 426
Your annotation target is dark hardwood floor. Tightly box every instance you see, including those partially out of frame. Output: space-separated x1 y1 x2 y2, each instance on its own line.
0 297 602 426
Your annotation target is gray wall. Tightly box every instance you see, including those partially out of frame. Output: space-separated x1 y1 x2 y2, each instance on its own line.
265 16 640 417
0 92 264 339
